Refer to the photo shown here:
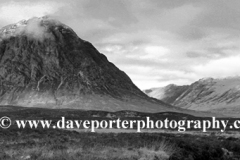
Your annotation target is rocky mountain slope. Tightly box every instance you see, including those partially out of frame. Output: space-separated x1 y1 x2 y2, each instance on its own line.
144 84 189 104
144 77 240 116
0 16 196 114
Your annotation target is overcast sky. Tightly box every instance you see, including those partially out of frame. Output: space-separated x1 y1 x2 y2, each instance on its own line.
0 0 240 89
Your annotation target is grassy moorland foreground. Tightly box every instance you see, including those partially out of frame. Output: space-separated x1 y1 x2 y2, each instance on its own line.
1 106 240 160
1 128 240 160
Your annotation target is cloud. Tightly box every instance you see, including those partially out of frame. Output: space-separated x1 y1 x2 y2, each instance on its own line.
142 46 169 60
1 0 240 89
22 18 56 41
82 0 138 27
1 17 56 42
193 0 240 30
0 1 63 26
193 55 240 78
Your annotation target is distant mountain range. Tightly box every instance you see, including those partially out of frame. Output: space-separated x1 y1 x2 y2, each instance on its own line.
144 77 240 116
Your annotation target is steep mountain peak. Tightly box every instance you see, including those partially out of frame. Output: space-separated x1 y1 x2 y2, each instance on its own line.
0 16 77 42
165 84 177 89
197 77 214 83
0 17 184 113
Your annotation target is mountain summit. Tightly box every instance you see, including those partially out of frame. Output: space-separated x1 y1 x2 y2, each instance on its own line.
0 16 182 113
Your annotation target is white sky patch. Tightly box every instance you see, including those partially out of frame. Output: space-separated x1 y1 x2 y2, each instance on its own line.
142 46 169 60
119 64 198 89
133 79 162 90
128 74 163 90
193 55 240 78
103 45 123 53
133 76 193 90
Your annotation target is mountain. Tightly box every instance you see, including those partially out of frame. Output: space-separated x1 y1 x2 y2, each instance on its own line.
144 84 189 104
0 16 194 114
144 77 240 116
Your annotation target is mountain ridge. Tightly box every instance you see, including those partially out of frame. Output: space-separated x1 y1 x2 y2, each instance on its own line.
144 77 240 116
0 17 148 107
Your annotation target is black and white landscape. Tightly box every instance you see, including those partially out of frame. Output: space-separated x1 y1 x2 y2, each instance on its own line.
144 77 240 117
0 0 240 160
